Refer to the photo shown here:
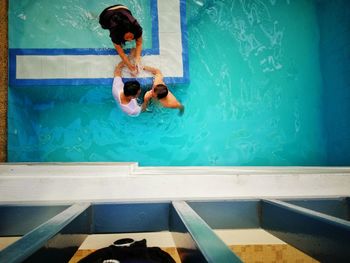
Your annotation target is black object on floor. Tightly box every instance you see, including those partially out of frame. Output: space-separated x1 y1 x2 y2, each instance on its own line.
78 238 176 263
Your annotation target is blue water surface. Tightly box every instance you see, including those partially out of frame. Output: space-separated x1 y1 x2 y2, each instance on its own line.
8 0 329 165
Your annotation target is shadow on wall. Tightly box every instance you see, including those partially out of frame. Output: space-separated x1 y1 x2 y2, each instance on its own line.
317 0 350 165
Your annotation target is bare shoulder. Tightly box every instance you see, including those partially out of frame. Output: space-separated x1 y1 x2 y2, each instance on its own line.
160 91 181 108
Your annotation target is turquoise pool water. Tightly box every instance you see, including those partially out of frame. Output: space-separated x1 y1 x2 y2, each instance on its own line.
9 0 152 49
8 0 329 165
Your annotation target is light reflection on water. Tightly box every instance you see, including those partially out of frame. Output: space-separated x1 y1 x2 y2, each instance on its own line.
8 0 327 165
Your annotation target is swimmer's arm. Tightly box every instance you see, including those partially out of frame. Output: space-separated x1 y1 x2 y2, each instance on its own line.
114 44 134 71
143 65 164 85
171 103 185 115
141 90 152 111
135 37 143 64
178 104 185 115
114 61 125 77
168 101 184 110
165 101 185 115
163 92 185 114
143 65 161 75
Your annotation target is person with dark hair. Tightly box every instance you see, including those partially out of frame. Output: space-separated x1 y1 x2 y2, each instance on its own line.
142 66 184 115
99 4 143 75
112 61 142 116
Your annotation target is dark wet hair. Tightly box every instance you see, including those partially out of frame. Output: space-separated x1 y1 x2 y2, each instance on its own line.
124 81 141 97
110 21 133 44
110 13 132 32
99 5 126 29
154 84 168 99
99 6 142 45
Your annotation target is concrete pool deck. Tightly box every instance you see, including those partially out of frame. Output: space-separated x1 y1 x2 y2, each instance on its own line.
0 0 8 162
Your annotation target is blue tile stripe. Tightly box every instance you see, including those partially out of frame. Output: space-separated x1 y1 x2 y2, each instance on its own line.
9 47 159 56
180 0 190 84
150 0 160 53
9 0 189 86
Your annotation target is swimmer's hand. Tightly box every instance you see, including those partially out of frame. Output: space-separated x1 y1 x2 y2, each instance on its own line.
130 69 138 77
135 56 142 70
127 63 138 76
136 62 143 74
141 90 152 111
131 59 143 77
130 64 142 77
178 105 185 116
114 61 125 77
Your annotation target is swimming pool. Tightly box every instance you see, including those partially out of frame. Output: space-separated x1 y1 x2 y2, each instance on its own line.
7 0 350 165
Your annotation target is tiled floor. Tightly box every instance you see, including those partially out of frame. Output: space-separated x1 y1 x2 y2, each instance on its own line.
0 0 8 162
69 245 318 263
231 245 318 263
69 248 181 263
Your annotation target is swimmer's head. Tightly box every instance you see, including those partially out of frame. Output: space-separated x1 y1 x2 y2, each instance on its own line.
124 80 141 98
108 14 135 43
153 84 168 99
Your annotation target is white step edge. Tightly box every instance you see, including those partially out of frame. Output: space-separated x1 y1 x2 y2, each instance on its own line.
0 162 138 177
0 164 349 202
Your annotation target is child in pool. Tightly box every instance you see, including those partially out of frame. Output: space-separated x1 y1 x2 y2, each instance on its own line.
141 66 184 115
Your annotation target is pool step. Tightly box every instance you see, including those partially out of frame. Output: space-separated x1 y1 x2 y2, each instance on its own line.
0 163 349 202
2 163 349 177
134 166 350 175
0 162 137 177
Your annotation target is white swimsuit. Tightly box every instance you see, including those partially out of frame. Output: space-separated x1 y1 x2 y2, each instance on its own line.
112 77 141 116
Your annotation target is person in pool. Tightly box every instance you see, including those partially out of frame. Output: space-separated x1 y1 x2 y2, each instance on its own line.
99 4 143 75
141 66 184 115
112 61 142 116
